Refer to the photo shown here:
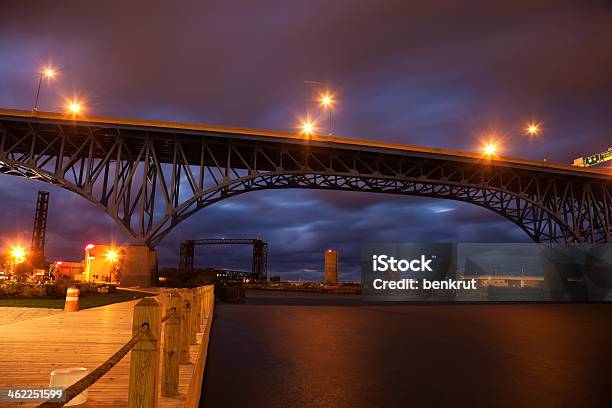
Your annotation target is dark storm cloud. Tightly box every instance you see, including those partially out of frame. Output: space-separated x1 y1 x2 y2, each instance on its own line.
0 0 610 278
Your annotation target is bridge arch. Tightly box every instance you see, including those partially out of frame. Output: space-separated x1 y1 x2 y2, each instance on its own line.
0 156 576 252
1 109 610 285
0 157 144 242
148 169 582 246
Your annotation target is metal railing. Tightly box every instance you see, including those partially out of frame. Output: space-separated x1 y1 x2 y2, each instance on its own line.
36 285 214 408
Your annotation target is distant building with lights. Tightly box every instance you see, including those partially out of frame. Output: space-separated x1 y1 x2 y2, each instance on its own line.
52 244 125 284
83 244 125 283
324 249 339 284
51 261 84 280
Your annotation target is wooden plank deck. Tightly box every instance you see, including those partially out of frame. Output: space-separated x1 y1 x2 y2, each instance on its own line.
0 307 62 326
0 293 210 407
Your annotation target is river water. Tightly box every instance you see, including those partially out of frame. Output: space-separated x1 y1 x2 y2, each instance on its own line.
202 290 611 408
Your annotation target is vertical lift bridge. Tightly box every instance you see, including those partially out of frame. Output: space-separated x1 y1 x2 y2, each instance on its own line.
179 238 268 282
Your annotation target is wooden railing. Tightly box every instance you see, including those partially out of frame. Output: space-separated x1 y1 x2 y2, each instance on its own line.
37 285 215 408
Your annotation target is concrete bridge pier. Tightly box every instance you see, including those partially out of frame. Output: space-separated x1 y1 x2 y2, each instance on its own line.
121 245 158 287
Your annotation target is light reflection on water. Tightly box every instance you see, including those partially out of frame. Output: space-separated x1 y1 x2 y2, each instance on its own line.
203 290 612 408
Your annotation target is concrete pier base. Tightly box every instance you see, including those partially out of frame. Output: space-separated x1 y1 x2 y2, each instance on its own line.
122 245 158 287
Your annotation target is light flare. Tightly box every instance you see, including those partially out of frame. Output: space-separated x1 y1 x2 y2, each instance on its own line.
483 142 498 156
10 245 26 264
67 100 84 115
525 122 541 136
300 120 316 136
320 93 334 107
106 249 119 263
42 67 56 79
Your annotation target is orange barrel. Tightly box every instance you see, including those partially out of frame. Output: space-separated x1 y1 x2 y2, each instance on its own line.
64 286 80 312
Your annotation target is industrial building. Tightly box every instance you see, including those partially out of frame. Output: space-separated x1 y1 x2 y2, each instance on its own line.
324 249 339 284
50 243 124 284
83 244 124 283
51 261 83 280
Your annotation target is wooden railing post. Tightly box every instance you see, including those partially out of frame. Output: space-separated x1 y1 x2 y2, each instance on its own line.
204 287 210 316
179 292 192 364
193 288 202 333
202 287 210 320
161 292 181 397
185 286 215 408
128 298 160 408
202 287 207 320
208 286 213 317
186 290 197 345
194 287 200 325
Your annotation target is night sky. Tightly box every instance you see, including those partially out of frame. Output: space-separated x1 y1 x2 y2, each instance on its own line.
1 0 611 280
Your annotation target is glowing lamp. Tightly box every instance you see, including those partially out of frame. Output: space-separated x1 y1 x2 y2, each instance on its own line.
483 143 497 156
10 246 26 264
301 120 315 136
43 68 56 79
525 122 541 137
106 249 119 263
320 94 334 107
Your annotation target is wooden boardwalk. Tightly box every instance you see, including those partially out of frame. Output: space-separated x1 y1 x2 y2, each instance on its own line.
0 293 210 407
0 307 62 326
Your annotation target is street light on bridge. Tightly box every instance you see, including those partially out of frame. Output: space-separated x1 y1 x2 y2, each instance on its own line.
319 93 335 135
300 119 316 137
525 122 540 137
32 66 58 112
66 100 84 115
483 142 498 156
525 121 547 162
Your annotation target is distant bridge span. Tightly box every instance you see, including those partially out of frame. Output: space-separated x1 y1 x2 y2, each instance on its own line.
0 108 610 284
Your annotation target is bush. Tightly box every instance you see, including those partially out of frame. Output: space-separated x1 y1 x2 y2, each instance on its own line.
76 283 99 294
46 278 74 298
0 282 19 297
1 283 51 298
20 284 47 298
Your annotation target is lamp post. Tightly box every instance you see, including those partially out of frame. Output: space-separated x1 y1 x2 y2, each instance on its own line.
483 142 498 157
320 93 334 135
300 120 316 138
304 80 323 116
525 122 546 162
66 100 84 115
33 67 56 113
84 244 95 282
106 249 120 283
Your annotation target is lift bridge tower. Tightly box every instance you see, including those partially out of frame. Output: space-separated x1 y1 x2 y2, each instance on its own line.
179 238 268 282
179 238 268 283
30 191 50 269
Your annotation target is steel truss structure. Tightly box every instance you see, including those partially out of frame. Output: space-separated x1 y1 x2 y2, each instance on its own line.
0 109 610 248
179 238 268 282
30 190 49 268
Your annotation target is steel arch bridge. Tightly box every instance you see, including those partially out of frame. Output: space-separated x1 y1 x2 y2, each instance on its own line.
1 108 611 250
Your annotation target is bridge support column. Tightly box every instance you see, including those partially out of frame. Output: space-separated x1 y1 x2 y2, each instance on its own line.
122 245 158 287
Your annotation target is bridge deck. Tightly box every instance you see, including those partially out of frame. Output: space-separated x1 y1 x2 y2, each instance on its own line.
0 295 205 407
0 107 610 178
